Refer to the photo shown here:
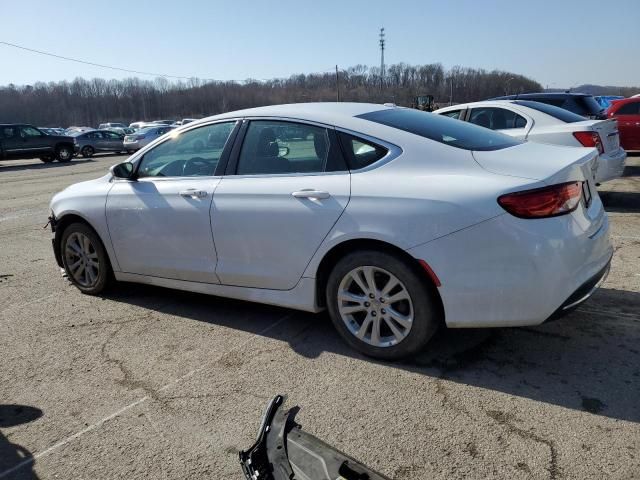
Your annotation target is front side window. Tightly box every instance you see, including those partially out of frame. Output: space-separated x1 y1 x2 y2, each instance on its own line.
137 121 236 178
88 132 104 139
358 108 520 151
21 126 43 138
469 108 527 130
236 121 345 175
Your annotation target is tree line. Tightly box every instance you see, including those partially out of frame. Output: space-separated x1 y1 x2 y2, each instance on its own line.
0 63 543 127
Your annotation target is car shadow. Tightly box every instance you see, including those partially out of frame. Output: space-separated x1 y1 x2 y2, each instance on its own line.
0 159 95 173
622 164 640 177
599 191 640 213
104 284 640 423
0 404 42 479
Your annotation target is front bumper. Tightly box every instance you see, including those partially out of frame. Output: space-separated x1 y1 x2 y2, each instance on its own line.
596 148 627 183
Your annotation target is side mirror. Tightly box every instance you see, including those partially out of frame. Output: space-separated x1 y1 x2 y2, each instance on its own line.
110 162 134 179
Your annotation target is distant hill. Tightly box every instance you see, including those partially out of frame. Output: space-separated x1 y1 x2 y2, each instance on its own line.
546 84 640 96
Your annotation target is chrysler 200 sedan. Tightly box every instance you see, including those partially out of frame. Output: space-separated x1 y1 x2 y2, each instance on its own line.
49 103 613 360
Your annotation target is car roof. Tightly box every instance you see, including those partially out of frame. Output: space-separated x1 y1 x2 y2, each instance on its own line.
493 92 592 99
198 102 392 126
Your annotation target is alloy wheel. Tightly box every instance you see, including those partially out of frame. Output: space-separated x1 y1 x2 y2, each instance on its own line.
64 232 100 287
337 266 414 347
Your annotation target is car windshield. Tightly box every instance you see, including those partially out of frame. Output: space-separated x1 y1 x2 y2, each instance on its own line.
357 108 521 151
513 100 585 123
138 127 159 134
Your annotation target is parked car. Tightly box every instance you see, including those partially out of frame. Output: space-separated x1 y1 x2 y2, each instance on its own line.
594 95 624 110
107 127 135 136
1 124 75 162
98 122 127 129
72 129 125 158
65 126 93 135
606 98 640 151
49 103 612 360
123 125 174 152
435 100 626 183
491 93 606 120
151 119 176 125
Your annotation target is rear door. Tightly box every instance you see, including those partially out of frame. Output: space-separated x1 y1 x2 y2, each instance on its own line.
212 119 350 290
1 126 24 158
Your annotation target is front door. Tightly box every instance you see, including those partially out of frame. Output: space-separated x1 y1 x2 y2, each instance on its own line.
212 120 351 290
105 121 238 283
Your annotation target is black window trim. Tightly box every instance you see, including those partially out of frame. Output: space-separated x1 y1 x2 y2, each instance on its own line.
224 117 351 178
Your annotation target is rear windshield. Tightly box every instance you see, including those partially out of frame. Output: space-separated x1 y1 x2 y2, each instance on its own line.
357 108 520 151
513 100 585 123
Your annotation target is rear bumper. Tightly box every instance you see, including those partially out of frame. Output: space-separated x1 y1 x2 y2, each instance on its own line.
596 148 626 183
407 210 613 328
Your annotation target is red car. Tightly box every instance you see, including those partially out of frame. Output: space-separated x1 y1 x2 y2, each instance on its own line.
607 98 640 151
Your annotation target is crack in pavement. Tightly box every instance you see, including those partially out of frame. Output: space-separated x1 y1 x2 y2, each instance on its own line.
486 410 560 480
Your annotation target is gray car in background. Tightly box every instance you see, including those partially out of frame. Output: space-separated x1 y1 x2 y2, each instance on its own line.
73 129 125 157
123 125 174 152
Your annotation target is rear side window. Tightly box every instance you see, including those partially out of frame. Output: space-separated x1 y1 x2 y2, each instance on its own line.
513 100 585 123
337 132 388 170
615 102 640 115
441 110 462 120
358 108 520 151
468 107 527 130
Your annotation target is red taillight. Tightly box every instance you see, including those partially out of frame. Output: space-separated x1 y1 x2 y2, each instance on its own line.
573 131 604 154
498 182 583 219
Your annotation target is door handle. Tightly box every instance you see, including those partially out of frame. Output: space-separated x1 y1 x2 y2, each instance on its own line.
179 189 208 199
291 189 330 200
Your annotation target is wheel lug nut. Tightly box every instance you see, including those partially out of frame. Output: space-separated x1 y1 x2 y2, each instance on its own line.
380 298 385 303
381 309 386 314
364 302 370 307
371 311 377 317
369 293 375 299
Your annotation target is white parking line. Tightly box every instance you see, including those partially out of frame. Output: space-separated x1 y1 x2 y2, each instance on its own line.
0 293 60 317
0 312 294 479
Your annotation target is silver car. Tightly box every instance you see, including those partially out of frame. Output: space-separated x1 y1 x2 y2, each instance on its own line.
123 125 174 152
73 129 125 158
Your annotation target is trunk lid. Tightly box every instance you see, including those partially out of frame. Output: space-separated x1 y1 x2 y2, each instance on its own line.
472 141 598 185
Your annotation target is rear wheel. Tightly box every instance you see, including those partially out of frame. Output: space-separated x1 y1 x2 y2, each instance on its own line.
60 223 111 294
326 250 440 360
56 145 73 162
81 146 94 158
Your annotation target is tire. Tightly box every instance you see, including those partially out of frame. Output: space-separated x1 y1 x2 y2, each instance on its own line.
39 156 54 163
60 222 112 295
81 146 94 158
56 144 74 162
326 250 441 360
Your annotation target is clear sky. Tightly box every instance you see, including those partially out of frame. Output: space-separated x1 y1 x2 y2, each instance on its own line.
2 0 639 88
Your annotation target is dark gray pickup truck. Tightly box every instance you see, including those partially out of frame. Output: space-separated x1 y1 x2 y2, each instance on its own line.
0 124 75 163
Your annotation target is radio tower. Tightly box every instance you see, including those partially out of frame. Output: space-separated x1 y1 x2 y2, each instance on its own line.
379 27 385 89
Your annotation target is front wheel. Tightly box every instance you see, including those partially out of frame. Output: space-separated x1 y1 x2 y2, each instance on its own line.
56 145 73 162
326 250 441 360
60 223 111 294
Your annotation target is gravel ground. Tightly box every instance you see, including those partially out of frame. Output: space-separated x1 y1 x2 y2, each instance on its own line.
0 153 638 480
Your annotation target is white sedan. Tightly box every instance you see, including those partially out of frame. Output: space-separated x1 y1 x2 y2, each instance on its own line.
435 100 627 183
49 103 613 360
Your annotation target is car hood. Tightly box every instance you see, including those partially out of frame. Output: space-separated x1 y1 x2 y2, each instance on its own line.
472 141 598 184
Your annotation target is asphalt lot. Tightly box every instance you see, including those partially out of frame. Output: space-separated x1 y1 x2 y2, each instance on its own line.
0 153 639 480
